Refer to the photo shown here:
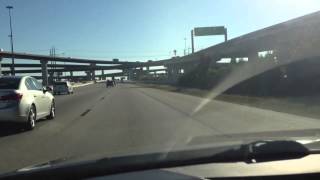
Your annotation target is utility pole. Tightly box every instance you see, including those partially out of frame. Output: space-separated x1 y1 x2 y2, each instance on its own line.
6 6 15 76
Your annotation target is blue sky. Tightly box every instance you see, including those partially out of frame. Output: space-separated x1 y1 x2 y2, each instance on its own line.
0 0 320 62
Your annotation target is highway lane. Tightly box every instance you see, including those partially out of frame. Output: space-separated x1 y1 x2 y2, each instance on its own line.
1 83 320 173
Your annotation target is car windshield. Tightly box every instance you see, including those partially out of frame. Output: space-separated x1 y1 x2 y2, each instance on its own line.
1 0 320 176
0 78 20 89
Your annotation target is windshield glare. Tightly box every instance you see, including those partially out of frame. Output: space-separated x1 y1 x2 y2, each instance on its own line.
0 0 320 176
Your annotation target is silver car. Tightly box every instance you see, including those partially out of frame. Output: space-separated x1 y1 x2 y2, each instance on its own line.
0 76 55 130
53 81 74 95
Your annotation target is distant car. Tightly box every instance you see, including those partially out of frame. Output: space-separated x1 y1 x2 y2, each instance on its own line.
53 81 74 95
0 76 55 130
106 80 115 88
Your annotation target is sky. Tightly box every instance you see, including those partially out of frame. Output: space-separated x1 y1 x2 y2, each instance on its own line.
0 0 320 62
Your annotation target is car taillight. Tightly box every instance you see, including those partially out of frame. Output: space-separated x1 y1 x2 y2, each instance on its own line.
0 93 23 101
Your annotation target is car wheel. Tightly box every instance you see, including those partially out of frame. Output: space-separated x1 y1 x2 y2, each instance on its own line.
46 100 55 120
26 105 36 130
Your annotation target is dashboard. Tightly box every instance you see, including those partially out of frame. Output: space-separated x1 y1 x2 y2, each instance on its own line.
89 154 320 180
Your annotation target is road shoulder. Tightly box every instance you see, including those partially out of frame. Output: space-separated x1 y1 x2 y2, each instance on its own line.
135 82 320 120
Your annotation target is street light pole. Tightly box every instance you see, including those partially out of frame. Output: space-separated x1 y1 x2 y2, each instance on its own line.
184 38 187 56
6 6 15 76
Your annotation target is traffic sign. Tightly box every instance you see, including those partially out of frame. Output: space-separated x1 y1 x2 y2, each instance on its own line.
194 26 226 36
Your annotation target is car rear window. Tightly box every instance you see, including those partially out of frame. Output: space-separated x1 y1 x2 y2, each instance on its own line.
0 78 21 89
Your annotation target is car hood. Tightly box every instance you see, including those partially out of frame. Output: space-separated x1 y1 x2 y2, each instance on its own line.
15 129 320 173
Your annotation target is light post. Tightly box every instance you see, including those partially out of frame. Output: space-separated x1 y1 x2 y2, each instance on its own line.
6 6 15 76
184 38 187 56
173 49 177 57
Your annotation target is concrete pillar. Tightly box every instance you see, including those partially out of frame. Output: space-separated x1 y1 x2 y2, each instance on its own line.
146 66 150 75
166 64 179 83
69 71 73 81
183 64 190 74
167 65 172 78
90 63 96 81
231 57 237 64
248 52 259 62
41 60 48 86
101 70 106 80
49 72 54 84
86 71 92 81
136 67 143 80
128 69 134 80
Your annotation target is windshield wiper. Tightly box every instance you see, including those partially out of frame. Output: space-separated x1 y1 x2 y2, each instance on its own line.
1 140 317 180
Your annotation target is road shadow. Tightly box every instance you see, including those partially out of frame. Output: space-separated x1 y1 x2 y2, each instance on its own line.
0 122 28 137
0 118 52 138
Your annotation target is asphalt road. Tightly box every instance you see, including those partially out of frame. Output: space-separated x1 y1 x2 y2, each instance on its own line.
1 82 320 173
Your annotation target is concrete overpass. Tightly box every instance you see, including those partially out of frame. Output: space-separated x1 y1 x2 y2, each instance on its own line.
158 11 320 83
32 72 125 81
0 63 123 69
0 50 168 84
1 11 320 85
0 51 145 85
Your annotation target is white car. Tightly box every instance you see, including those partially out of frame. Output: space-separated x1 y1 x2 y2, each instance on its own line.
53 81 74 95
0 76 55 130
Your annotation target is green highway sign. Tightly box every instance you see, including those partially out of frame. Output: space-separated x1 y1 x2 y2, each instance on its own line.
194 26 226 36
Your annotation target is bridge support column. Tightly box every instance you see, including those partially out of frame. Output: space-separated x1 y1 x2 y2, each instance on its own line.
183 64 190 74
41 60 48 86
146 66 150 77
248 52 259 62
86 71 92 81
101 70 106 80
231 57 237 64
90 63 96 81
167 64 179 83
127 69 134 80
49 72 54 84
135 67 143 80
70 71 74 81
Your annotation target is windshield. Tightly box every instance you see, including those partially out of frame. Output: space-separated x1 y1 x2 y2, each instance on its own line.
0 78 20 89
1 0 320 175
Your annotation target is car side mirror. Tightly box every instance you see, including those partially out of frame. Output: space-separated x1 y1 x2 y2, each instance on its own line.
42 87 48 94
44 86 53 94
47 86 53 92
